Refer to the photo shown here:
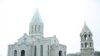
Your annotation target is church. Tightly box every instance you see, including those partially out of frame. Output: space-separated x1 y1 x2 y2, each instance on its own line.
7 9 100 56
7 9 66 56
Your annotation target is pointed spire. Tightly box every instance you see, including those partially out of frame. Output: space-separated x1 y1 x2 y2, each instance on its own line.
31 9 43 23
29 8 44 37
81 22 91 33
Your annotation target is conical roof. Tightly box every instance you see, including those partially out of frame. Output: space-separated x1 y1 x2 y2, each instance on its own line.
31 9 43 23
81 22 91 33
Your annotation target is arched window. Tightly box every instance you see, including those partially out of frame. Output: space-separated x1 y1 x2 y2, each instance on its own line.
89 34 91 37
81 37 83 41
90 43 92 47
88 32 92 40
64 51 66 56
39 25 40 32
80 34 83 41
81 43 83 48
85 43 88 48
89 32 92 37
41 45 43 56
84 34 87 40
34 46 37 56
21 50 25 56
48 45 49 56
59 51 62 56
14 50 17 56
32 26 33 33
35 25 37 32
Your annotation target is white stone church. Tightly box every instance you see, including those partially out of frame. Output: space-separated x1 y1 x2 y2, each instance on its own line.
7 9 66 56
7 9 100 56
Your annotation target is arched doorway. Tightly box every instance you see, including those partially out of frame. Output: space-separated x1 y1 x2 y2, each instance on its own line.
59 51 62 56
14 50 17 56
21 50 25 56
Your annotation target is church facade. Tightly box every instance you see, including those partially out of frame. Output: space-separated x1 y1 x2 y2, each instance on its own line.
7 9 66 56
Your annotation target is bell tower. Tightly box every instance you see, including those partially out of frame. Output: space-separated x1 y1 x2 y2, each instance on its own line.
80 23 94 56
29 9 44 38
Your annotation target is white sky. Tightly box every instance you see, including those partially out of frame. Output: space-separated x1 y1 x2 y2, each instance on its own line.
0 0 100 56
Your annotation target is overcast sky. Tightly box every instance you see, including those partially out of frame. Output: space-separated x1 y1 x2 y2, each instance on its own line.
0 0 100 56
